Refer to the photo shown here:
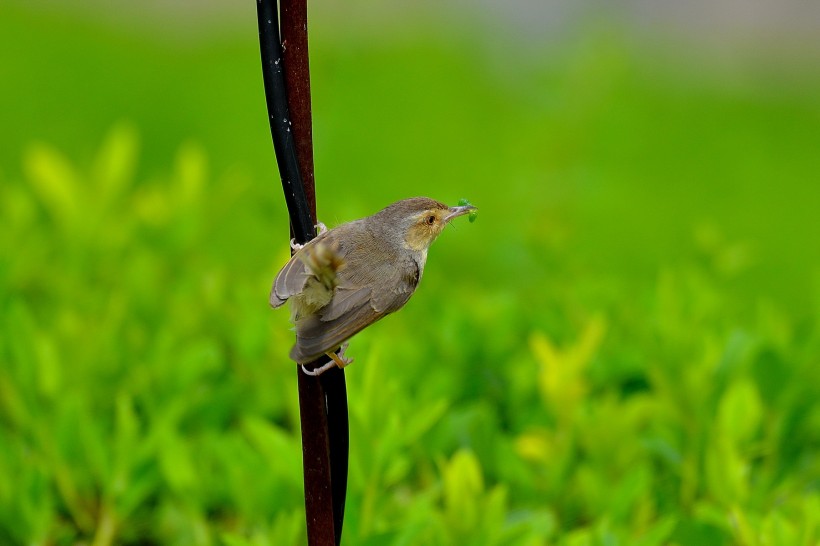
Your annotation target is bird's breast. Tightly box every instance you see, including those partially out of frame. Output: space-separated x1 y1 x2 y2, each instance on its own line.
412 249 427 285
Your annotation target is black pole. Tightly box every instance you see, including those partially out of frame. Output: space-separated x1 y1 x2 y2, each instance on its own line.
256 0 315 243
321 368 348 539
256 1 349 544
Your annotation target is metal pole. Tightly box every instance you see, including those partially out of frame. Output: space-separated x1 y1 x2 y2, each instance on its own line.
256 1 349 544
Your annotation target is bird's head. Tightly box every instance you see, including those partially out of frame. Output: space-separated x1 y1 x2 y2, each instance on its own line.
375 197 477 252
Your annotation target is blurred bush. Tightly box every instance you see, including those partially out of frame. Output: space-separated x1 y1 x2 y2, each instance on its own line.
1 2 819 545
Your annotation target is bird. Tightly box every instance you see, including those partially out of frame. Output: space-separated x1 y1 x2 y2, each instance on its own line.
270 197 477 376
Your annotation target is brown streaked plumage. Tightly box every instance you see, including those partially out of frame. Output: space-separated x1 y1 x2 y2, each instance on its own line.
270 197 476 374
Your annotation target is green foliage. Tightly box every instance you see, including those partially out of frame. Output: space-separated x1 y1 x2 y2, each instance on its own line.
1 4 819 545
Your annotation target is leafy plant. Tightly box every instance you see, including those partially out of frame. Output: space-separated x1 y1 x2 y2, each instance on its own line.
1 5 819 545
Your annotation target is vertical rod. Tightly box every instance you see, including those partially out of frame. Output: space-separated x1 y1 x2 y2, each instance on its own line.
280 0 316 213
256 0 315 242
257 1 349 544
279 2 349 543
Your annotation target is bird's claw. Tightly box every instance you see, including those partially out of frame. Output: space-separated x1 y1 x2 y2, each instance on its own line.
300 343 353 376
301 361 335 376
291 223 326 252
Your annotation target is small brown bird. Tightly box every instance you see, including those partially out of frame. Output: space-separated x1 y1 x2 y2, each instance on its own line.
271 197 477 375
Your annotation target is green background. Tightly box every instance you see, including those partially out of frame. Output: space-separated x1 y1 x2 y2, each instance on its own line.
1 2 818 545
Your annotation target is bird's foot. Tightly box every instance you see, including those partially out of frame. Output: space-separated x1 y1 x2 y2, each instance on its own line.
300 360 335 376
300 343 353 376
290 223 326 252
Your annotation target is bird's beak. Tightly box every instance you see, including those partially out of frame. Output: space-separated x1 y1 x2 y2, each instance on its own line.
444 204 477 223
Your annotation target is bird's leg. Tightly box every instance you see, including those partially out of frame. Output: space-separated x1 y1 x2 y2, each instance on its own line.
299 343 353 377
328 342 353 368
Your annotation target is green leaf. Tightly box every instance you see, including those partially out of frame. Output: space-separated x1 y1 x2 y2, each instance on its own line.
442 450 485 533
717 379 763 445
93 122 138 205
220 533 255 546
174 141 207 205
240 416 302 488
23 143 80 226
159 435 197 493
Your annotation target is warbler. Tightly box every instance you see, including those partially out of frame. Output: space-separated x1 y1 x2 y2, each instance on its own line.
270 197 477 375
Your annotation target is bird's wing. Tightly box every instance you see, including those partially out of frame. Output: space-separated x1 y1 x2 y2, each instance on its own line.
370 258 420 313
290 301 382 363
317 253 419 321
319 286 371 321
270 253 309 308
269 233 331 308
290 258 420 363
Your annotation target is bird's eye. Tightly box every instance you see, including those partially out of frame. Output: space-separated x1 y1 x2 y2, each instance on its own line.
425 215 436 225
